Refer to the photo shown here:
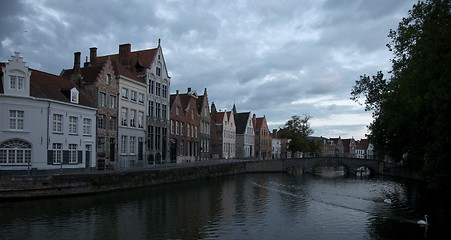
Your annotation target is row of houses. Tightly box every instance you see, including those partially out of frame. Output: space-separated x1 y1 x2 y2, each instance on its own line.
0 41 273 172
1 41 374 173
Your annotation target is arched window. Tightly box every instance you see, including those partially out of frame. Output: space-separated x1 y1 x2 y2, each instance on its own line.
0 139 31 164
106 74 112 85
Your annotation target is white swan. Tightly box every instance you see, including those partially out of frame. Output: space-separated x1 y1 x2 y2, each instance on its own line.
384 198 392 204
417 215 429 225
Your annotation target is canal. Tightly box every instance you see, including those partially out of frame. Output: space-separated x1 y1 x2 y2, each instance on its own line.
0 173 448 239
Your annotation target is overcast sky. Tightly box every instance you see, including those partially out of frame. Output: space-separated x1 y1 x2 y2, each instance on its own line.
1 0 417 139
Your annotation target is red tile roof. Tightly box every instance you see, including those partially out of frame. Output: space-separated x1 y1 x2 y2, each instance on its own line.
97 48 158 76
30 68 94 107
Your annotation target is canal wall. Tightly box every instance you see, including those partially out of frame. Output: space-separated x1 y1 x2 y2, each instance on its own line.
0 159 422 200
0 162 247 200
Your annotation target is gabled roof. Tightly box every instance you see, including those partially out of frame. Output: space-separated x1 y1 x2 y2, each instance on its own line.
97 48 158 75
254 117 266 130
234 112 251 134
215 112 226 124
357 139 369 149
179 94 191 111
30 68 93 107
61 58 143 84
196 95 205 114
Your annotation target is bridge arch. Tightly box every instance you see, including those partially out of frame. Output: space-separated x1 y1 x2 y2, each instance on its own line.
282 157 380 176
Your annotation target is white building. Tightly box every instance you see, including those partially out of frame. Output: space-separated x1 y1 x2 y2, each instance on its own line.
96 41 171 165
272 138 281 159
233 105 255 159
0 53 96 172
118 74 147 169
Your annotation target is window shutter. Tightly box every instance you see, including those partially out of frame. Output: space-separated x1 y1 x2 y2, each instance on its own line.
78 151 83 164
47 150 53 165
63 150 69 164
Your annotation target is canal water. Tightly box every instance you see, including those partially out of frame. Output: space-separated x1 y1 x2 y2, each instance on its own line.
0 173 448 239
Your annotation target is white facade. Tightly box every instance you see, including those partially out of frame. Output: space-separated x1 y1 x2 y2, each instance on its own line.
272 138 281 159
235 113 255 158
146 45 171 164
118 76 147 169
222 112 236 159
1 53 96 172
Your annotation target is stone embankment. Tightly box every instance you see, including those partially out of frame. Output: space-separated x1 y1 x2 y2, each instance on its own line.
0 161 248 200
0 159 422 200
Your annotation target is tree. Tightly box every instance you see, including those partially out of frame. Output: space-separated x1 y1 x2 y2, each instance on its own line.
279 115 318 154
351 0 451 192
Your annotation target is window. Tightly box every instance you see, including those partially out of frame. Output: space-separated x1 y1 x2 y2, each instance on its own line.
156 67 161 77
53 114 63 133
109 116 116 130
156 103 161 119
130 136 136 154
71 91 79 103
99 92 106 107
98 114 106 129
138 111 144 128
18 77 24 90
69 116 78 134
9 110 24 130
138 93 145 104
131 90 137 102
109 95 117 108
130 109 136 127
181 123 184 136
10 76 16 89
9 76 24 90
69 144 77 163
171 120 174 134
0 140 31 164
150 80 154 94
121 108 128 126
149 101 154 117
121 88 129 99
53 143 62 164
83 118 92 135
176 121 179 135
176 106 180 115
121 135 127 154
106 74 112 85
156 83 161 96
97 137 105 153
162 104 167 120
191 109 194 120
162 85 167 98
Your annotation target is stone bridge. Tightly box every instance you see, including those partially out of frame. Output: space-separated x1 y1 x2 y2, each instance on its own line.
245 157 383 175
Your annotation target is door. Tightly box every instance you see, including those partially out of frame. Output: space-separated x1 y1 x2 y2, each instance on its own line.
85 145 91 169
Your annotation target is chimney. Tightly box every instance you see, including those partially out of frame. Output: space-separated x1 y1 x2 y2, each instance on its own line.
73 52 81 71
187 87 191 93
119 43 131 66
176 89 179 95
90 47 97 65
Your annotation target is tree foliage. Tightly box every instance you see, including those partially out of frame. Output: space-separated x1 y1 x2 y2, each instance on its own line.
279 115 319 153
351 0 451 192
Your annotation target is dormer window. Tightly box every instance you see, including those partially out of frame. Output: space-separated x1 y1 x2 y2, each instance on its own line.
70 88 79 104
9 75 24 90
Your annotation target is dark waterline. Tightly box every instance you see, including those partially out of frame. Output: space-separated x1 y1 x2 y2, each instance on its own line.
0 173 448 239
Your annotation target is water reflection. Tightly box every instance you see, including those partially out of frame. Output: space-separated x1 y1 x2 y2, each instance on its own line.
0 173 448 239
